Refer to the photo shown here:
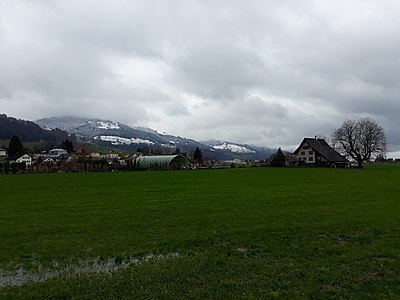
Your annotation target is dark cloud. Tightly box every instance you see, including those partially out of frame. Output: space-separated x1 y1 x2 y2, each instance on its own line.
171 45 267 100
1 0 400 156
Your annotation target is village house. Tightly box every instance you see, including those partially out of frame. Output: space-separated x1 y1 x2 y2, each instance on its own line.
60 154 80 172
293 138 349 168
0 156 7 162
43 157 56 165
33 152 46 160
90 152 101 158
15 154 33 167
105 151 119 160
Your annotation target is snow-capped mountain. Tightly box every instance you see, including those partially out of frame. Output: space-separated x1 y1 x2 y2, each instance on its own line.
204 140 274 159
90 121 120 130
210 142 256 154
36 117 274 160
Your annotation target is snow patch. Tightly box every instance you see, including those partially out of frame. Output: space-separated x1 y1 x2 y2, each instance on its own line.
88 121 120 129
212 142 256 153
161 144 175 148
94 136 154 145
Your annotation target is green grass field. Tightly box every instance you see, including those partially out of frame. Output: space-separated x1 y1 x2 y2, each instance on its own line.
1 166 399 299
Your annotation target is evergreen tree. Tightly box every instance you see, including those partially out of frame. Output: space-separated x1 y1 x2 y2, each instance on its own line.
61 139 74 153
270 148 286 167
193 147 204 163
8 135 24 158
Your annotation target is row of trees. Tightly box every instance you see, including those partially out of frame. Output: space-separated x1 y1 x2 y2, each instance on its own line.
3 135 205 165
4 136 75 159
4 118 387 169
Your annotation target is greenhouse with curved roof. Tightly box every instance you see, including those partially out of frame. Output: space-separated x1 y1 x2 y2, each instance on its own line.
136 155 189 170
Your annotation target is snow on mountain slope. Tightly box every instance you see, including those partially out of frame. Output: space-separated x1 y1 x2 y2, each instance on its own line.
212 142 256 153
94 136 155 145
89 121 120 130
36 117 273 160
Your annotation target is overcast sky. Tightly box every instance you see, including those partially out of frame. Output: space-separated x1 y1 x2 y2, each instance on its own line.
1 1 399 155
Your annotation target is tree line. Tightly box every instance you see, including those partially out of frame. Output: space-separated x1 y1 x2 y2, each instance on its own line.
2 117 388 169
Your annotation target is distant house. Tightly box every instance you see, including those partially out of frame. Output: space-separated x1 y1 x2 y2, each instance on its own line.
16 154 32 167
105 151 119 160
43 157 56 165
33 153 46 160
0 156 7 164
293 138 349 168
61 154 80 172
90 152 101 158
0 148 6 157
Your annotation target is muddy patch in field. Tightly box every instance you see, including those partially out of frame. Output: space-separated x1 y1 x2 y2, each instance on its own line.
336 238 348 247
373 256 396 263
0 252 180 288
320 283 341 293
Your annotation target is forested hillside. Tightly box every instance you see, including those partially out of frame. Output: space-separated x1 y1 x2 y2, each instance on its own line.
0 114 73 142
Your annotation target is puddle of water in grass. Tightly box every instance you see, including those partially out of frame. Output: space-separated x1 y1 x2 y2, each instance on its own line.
0 252 180 288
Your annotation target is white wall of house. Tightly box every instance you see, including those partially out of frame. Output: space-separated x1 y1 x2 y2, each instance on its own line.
295 143 316 163
0 149 6 156
16 154 32 166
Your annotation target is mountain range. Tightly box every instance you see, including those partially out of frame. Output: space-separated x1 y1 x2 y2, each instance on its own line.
2 115 274 160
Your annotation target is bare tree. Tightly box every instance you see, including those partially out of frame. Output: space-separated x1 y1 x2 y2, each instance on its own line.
331 118 386 168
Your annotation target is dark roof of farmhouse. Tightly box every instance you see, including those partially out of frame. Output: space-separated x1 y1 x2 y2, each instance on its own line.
293 138 349 163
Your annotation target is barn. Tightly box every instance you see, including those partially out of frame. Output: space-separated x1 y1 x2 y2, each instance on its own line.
136 155 189 170
293 138 349 167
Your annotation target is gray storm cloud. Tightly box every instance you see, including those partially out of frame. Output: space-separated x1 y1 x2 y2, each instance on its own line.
1 0 400 155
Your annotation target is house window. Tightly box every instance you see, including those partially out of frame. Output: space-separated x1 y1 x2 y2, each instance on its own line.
309 151 313 155
309 157 314 161
301 151 305 155
303 146 310 149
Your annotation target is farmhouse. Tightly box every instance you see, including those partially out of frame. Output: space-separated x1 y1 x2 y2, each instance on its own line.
293 138 349 167
136 155 189 170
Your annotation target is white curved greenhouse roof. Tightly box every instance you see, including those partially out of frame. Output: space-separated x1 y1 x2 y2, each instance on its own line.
49 148 68 153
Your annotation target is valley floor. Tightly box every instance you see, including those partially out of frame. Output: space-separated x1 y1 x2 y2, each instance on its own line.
1 166 399 298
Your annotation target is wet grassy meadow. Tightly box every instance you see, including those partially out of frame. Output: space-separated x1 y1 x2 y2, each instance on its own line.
1 166 399 298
